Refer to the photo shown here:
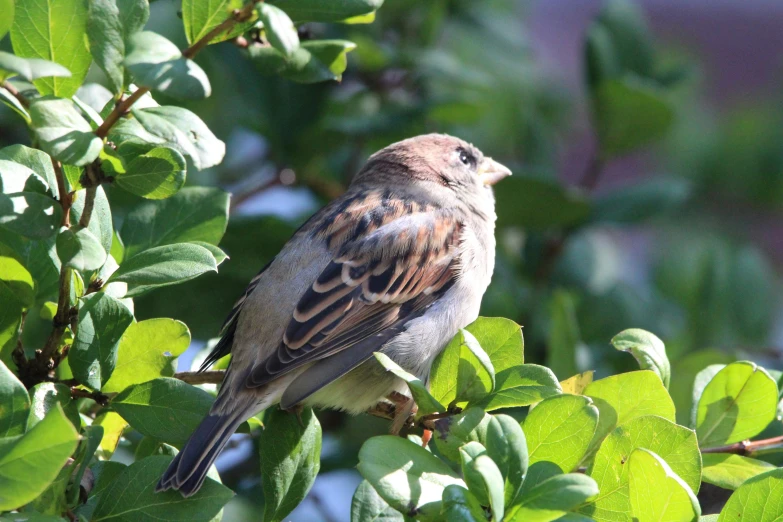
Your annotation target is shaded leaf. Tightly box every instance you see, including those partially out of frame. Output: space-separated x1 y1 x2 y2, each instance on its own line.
476 364 561 411
0 359 30 437
56 225 107 271
374 353 444 416
628 448 700 522
248 40 357 83
29 97 103 166
701 453 776 491
611 328 670 388
0 51 71 82
114 147 186 200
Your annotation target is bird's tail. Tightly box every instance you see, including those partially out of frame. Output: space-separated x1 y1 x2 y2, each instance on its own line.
156 409 247 497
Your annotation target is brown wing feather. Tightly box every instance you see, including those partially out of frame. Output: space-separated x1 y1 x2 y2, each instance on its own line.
246 194 462 388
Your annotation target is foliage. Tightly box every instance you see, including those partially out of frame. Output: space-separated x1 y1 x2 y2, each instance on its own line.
1 0 782 521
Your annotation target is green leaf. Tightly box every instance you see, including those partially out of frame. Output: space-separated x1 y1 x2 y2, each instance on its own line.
182 0 256 45
121 187 230 258
494 175 591 230
0 174 62 239
560 371 594 395
506 473 598 522
582 415 702 520
432 407 492 463
0 359 30 437
114 147 186 199
0 404 79 511
459 442 504 522
0 51 71 82
125 31 211 100
441 485 488 522
374 353 444 416
358 435 465 519
268 0 384 22
109 243 218 297
696 361 778 447
476 365 561 411
485 414 527 507
547 290 580 379
29 97 103 166
351 480 408 522
430 329 495 407
69 293 134 389
690 364 726 427
591 178 691 224
56 225 107 271
592 77 674 158
112 377 214 445
0 84 30 121
0 255 35 308
103 319 190 393
127 106 226 170
464 316 524 373
628 448 700 522
87 0 149 94
0 304 22 369
27 382 80 431
259 3 299 57
71 186 114 256
610 328 670 388
260 407 321 522
67 424 104 506
0 144 59 198
0 0 13 41
247 39 357 83
524 394 598 473
702 453 776 491
10 0 91 97
91 455 233 522
717 468 783 521
584 370 676 450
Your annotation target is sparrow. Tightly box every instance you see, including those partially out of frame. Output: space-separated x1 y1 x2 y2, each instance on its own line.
157 133 511 496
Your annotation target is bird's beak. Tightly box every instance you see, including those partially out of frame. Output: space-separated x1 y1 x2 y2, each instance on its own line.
478 158 512 186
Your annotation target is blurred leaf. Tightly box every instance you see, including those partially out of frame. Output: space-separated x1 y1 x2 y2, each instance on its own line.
730 246 778 343
86 0 149 94
611 328 670 388
29 97 103 166
628 448 700 521
350 480 408 522
0 51 71 82
495 175 590 230
591 178 691 224
0 255 35 308
547 290 580 379
103 319 191 393
523 395 598 473
702 453 776 491
374 353 444 416
696 361 778 447
506 473 598 521
182 0 255 45
27 382 80 431
592 77 674 158
0 304 22 368
441 485 487 522
476 364 561 411
69 293 134 389
0 359 30 437
109 243 218 297
465 316 524 373
56 226 107 271
584 370 676 450
259 4 299 57
114 147 187 200
560 371 594 395
268 0 383 22
67 424 104 506
485 414 527 507
0 84 30 121
92 455 233 522
358 435 464 519
582 415 701 519
129 106 226 170
459 442 504 521
260 407 321 522
71 185 113 256
0 0 12 41
0 404 79 511
121 187 229 258
248 40 357 83
125 32 211 100
112 378 214 445
10 0 91 97
430 329 495 407
718 468 783 521
0 144 59 198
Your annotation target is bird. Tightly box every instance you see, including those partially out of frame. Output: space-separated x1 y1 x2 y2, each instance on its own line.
156 133 511 496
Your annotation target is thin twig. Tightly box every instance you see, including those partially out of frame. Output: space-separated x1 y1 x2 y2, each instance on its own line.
701 436 783 456
94 87 149 139
53 159 71 227
2 81 31 108
70 387 110 406
175 370 226 385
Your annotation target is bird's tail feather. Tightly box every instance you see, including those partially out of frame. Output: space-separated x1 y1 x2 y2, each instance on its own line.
156 410 247 497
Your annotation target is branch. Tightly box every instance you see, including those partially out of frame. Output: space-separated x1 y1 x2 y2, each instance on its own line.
2 81 31 109
70 387 110 406
175 370 226 385
94 0 262 140
701 436 783 456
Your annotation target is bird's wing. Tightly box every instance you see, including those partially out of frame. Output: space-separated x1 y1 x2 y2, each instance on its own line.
246 198 463 389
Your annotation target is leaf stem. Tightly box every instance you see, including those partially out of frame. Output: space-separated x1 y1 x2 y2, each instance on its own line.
701 435 783 456
175 370 226 385
2 81 31 109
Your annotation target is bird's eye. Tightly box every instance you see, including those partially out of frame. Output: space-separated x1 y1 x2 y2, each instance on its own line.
458 148 475 168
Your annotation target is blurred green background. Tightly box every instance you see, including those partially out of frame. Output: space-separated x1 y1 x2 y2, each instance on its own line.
3 0 783 519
